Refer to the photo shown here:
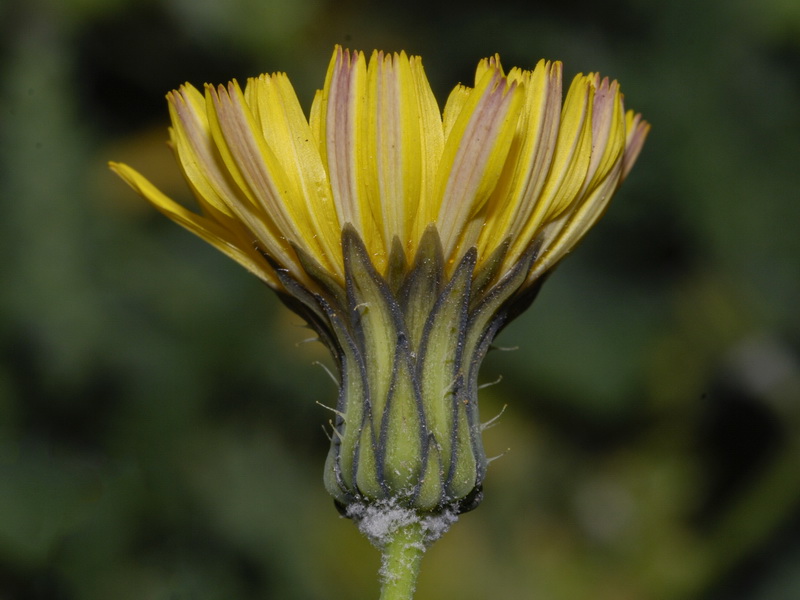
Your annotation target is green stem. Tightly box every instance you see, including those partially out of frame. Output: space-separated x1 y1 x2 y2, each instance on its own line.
379 521 427 600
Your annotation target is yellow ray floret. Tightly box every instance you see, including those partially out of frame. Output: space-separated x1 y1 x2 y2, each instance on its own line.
111 45 649 292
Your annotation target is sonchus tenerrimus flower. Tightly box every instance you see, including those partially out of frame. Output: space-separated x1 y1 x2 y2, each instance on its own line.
111 45 648 600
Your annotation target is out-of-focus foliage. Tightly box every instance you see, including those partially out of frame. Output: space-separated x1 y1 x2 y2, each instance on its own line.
1 0 798 598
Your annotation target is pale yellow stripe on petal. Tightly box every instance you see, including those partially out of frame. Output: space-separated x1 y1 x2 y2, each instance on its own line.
272 74 343 273
244 73 342 276
408 82 470 239
539 74 595 218
434 68 524 262
477 60 563 259
168 85 239 219
321 48 385 267
471 68 532 260
325 49 370 235
167 123 256 246
507 73 594 262
168 89 274 261
355 52 388 262
165 87 290 275
109 162 277 286
524 78 628 279
370 51 430 256
408 55 443 256
525 158 623 282
360 51 384 253
204 83 299 272
579 77 626 197
508 61 564 234
394 51 423 248
371 51 402 250
213 81 305 241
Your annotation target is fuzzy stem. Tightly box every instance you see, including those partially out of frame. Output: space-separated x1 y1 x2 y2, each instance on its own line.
379 520 427 600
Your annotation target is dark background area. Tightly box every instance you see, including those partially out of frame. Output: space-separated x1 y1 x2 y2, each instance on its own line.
1 0 799 598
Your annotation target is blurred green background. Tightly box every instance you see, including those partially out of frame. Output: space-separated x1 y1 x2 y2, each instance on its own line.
1 0 799 598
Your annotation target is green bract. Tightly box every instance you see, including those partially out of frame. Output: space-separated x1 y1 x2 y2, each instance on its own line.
271 226 542 516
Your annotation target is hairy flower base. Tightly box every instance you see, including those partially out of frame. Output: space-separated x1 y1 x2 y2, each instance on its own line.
347 500 459 548
347 500 456 599
270 225 543 516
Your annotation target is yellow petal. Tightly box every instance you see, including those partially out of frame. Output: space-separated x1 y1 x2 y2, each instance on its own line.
474 54 504 83
204 81 305 274
409 54 444 242
432 66 524 262
243 72 342 277
476 60 563 259
319 47 383 257
109 161 276 285
507 72 595 262
167 84 240 220
527 156 624 282
365 51 444 263
579 75 626 197
440 84 472 142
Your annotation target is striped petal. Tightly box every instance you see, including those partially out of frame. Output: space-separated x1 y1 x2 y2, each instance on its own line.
167 84 240 220
318 48 380 254
505 73 596 264
431 65 524 263
243 73 342 277
366 51 443 263
475 59 563 259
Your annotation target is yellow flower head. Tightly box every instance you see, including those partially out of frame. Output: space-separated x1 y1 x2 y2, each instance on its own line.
110 45 648 294
110 47 649 519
